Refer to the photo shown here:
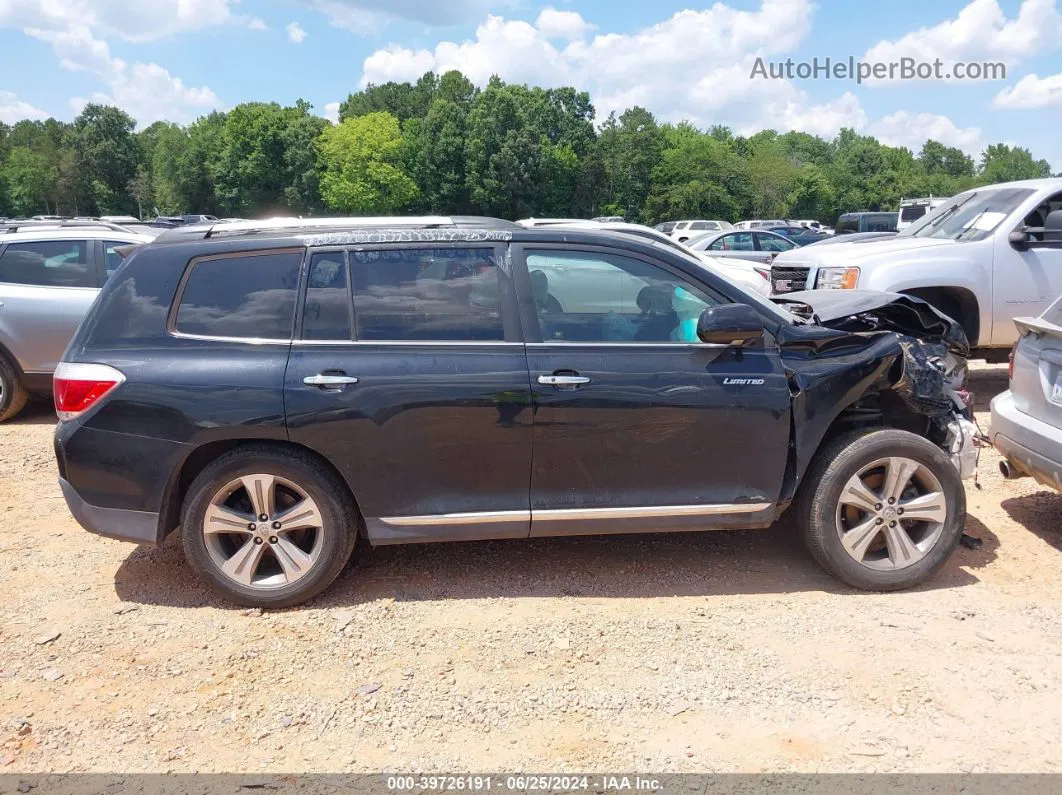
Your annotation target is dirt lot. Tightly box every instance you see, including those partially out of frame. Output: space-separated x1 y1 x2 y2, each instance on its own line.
2 362 1062 773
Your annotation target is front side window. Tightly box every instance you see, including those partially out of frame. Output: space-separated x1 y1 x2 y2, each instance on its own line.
0 240 94 287
526 249 717 343
350 247 504 341
174 251 301 339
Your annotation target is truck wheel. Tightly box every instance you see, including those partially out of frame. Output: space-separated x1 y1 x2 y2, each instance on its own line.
798 428 966 591
181 445 358 608
0 354 30 422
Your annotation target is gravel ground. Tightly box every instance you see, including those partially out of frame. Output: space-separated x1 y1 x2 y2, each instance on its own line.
2 362 1062 773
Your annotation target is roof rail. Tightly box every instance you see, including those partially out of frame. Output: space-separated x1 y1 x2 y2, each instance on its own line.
152 215 519 243
0 219 133 234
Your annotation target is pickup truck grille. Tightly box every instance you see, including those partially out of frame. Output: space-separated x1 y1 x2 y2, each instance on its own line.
771 266 810 294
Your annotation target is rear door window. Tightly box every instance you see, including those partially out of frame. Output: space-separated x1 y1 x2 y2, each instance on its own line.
302 252 352 341
0 240 95 287
350 247 506 341
174 250 301 340
103 240 132 277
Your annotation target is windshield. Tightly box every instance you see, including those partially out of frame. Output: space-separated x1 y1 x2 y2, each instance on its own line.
902 188 1033 241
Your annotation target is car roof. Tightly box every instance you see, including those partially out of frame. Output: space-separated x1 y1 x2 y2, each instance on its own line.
0 228 154 243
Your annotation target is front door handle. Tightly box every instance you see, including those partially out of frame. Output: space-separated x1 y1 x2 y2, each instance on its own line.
538 374 591 386
304 374 359 387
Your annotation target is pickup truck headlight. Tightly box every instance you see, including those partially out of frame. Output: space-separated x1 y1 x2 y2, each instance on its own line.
817 267 860 289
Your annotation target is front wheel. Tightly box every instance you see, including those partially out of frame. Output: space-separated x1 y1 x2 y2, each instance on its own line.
181 445 358 608
798 428 966 591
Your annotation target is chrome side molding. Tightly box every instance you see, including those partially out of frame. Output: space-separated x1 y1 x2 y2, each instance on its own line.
379 502 772 526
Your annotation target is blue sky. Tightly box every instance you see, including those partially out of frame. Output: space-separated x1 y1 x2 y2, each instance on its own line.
2 0 1061 170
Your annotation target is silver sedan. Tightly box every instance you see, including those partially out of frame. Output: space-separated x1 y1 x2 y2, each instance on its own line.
686 229 798 266
992 293 1062 490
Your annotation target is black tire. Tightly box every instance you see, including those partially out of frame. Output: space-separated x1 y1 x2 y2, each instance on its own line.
798 427 966 591
0 353 29 423
180 445 358 608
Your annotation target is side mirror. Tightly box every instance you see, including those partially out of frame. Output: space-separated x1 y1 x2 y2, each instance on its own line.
1009 228 1030 250
697 304 764 346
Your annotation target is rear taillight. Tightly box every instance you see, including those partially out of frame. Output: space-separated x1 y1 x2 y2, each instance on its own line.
53 362 125 421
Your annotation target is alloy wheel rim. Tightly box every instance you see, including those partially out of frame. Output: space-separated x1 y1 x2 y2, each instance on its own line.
834 456 947 572
203 474 325 590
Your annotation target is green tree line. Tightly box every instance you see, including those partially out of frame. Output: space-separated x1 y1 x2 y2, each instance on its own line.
0 70 1054 223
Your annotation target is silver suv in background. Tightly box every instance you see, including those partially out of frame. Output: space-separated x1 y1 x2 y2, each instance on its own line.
0 225 153 420
992 293 1062 490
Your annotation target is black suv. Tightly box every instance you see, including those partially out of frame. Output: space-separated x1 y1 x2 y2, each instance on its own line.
54 217 977 607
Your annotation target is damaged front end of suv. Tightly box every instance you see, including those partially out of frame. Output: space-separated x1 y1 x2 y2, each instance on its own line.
772 290 979 507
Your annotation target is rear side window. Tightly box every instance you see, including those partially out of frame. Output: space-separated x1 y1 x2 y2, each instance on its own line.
350 247 504 341
103 240 131 277
174 251 301 340
0 240 95 287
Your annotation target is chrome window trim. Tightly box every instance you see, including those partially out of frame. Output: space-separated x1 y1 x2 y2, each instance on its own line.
168 330 293 345
291 339 525 347
526 341 728 349
378 503 772 526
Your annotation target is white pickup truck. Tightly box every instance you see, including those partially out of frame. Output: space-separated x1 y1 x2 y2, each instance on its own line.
770 178 1062 358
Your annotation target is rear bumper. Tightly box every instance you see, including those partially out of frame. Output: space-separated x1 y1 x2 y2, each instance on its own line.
990 390 1062 491
59 477 161 545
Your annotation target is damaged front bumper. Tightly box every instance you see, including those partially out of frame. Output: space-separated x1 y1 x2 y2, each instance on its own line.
945 415 980 480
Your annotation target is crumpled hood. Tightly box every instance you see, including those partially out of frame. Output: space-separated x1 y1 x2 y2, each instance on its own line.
773 235 954 267
773 289 970 355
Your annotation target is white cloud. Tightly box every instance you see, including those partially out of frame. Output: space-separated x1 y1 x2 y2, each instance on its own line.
324 101 341 123
0 90 49 123
26 25 219 125
863 0 1062 84
361 0 815 126
868 110 985 155
286 21 307 43
993 72 1062 108
535 7 594 40
247 18 268 31
360 45 437 87
309 0 498 31
769 92 869 139
0 0 237 42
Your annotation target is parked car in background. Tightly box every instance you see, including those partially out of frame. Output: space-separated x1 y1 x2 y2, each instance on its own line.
0 226 154 421
519 219 771 296
735 220 787 231
897 197 948 231
654 222 677 235
992 293 1062 490
796 220 831 234
835 212 899 235
762 225 830 247
687 229 798 273
769 179 1062 355
55 215 976 606
591 215 625 223
670 219 734 242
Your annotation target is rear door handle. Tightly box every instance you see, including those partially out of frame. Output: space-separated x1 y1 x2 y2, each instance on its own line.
304 374 359 387
538 374 591 386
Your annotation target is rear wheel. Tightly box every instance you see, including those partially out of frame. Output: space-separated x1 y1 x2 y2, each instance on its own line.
181 446 358 608
0 354 29 422
798 428 966 591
